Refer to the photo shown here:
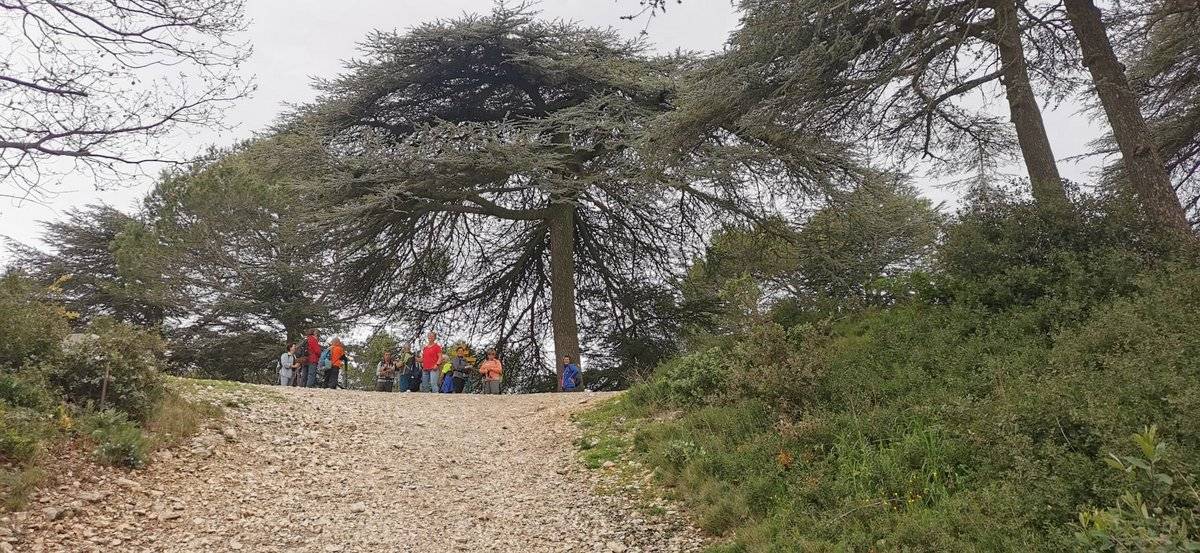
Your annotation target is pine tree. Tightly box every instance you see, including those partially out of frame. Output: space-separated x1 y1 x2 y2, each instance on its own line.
295 6 804 388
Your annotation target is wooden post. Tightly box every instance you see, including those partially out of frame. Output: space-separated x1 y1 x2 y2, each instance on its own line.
99 365 111 410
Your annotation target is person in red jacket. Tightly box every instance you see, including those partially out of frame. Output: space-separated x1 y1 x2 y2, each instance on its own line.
420 331 442 392
304 329 321 388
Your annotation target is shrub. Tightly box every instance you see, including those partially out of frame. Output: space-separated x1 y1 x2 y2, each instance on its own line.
77 410 149 468
46 318 166 421
0 273 72 370
0 374 58 465
939 186 1171 318
0 373 53 412
633 348 726 408
1075 427 1200 550
0 404 52 463
613 260 1200 551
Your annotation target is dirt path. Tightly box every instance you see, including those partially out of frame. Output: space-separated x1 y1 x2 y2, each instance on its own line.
7 386 705 553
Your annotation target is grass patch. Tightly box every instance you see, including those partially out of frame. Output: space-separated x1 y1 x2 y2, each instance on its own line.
173 376 255 392
0 465 46 510
169 375 281 408
574 395 696 520
144 389 223 449
575 398 635 469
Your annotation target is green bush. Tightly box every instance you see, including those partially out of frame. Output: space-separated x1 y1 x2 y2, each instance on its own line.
612 252 1200 550
0 404 53 463
1075 426 1200 550
77 410 149 468
939 186 1173 317
46 318 166 421
0 273 72 370
631 348 726 407
0 373 58 464
0 373 53 411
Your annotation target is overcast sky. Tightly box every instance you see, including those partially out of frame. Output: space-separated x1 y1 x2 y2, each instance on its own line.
0 0 1105 256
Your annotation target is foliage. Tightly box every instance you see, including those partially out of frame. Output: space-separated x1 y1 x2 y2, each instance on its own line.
655 1 1072 182
296 3 845 385
0 272 72 370
77 410 150 468
628 348 727 408
166 328 281 384
46 318 166 421
8 206 176 328
1106 1 1200 224
680 179 942 342
939 184 1176 315
143 137 343 379
0 374 58 508
144 389 223 449
1076 427 1200 551
0 373 53 413
594 188 1200 550
0 402 52 464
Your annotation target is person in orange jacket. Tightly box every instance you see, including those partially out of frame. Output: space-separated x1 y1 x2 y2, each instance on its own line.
326 338 346 389
478 348 502 394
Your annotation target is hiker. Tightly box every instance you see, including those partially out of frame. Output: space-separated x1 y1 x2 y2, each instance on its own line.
479 348 502 394
326 338 346 389
450 346 471 393
376 350 396 392
318 342 333 386
439 352 454 393
420 332 442 392
404 345 422 392
396 345 413 392
279 343 299 386
561 355 582 392
304 329 322 387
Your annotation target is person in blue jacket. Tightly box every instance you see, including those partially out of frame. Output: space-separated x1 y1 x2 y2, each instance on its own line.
560 355 581 392
318 346 333 387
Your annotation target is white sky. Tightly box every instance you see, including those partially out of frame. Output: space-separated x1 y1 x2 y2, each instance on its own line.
0 0 1105 257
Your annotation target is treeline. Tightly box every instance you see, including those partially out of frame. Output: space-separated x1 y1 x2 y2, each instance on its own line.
5 1 1199 394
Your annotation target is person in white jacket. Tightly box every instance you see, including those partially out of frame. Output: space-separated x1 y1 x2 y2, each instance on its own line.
279 343 299 386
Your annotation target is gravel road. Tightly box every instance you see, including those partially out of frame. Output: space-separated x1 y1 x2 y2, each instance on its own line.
6 385 705 553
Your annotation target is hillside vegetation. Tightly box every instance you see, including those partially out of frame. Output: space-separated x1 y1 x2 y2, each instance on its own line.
0 275 222 510
580 191 1200 551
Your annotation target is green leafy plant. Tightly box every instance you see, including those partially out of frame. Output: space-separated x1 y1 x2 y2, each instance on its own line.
46 318 166 420
0 273 72 370
1076 426 1200 552
77 410 150 468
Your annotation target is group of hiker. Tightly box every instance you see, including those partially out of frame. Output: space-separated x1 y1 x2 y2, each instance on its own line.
278 331 346 389
277 330 583 393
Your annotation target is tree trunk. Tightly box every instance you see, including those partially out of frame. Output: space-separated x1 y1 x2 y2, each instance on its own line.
548 203 582 392
282 317 305 347
1063 0 1192 236
993 0 1071 212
